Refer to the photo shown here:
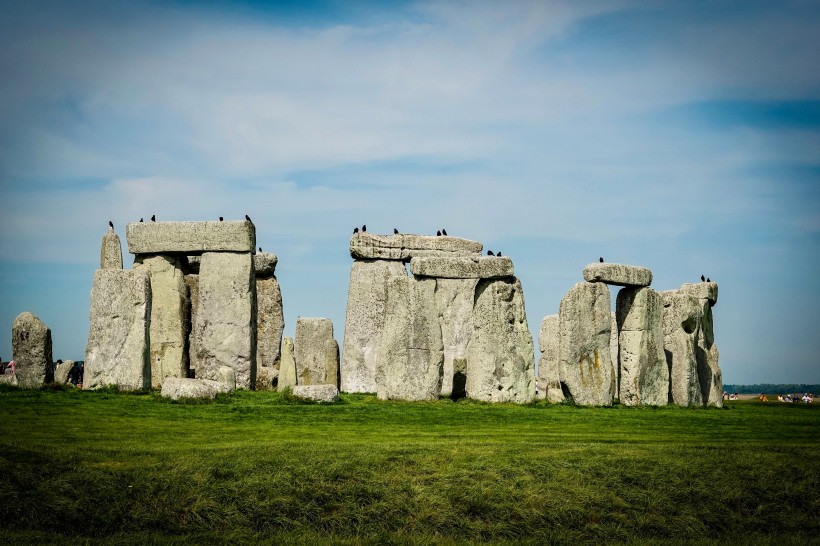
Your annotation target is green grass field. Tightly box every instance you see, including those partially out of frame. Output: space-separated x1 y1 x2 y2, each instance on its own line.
0 386 817 545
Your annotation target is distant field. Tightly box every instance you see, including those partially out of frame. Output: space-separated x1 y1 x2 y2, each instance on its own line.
0 386 817 545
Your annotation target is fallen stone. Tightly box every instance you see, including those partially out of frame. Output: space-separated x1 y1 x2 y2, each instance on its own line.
256 276 284 369
292 384 339 403
377 277 443 401
134 255 189 387
661 290 702 406
12 312 53 388
435 278 477 398
557 282 614 406
191 252 256 389
410 256 514 279
100 229 123 269
583 263 653 287
295 318 339 387
84 269 151 390
680 282 718 307
537 314 564 403
466 278 534 403
350 232 483 260
126 220 255 254
254 252 278 277
160 377 233 400
341 259 408 393
616 287 669 406
54 360 74 384
278 337 297 391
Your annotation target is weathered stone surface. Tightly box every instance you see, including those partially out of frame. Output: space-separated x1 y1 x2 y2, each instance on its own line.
219 366 236 390
583 263 653 287
295 318 338 387
278 337 297 391
377 277 443 401
292 384 340 403
84 269 151 390
191 252 256 389
341 259 408 393
12 312 53 388
134 255 188 387
350 232 483 260
661 290 702 406
160 377 233 400
126 220 255 254
254 253 278 277
411 256 513 279
680 282 718 307
256 276 284 369
616 287 669 406
537 314 564 403
100 229 123 269
435 278 477 398
184 274 199 375
54 360 74 384
466 278 534 403
255 365 277 391
610 311 619 399
692 290 722 407
557 282 614 406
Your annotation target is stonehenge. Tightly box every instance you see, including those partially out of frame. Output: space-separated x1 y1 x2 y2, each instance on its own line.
4 218 722 410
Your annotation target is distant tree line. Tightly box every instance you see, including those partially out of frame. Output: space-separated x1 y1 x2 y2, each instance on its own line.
724 384 819 394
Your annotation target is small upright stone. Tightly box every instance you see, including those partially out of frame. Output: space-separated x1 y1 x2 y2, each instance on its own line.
557 282 614 406
55 360 74 384
256 275 284 368
278 337 297 391
537 314 564 403
295 318 339 387
12 312 53 388
100 228 123 269
583 263 652 287
84 269 151 390
616 287 669 406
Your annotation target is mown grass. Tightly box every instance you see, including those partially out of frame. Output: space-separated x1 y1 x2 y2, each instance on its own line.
0 386 817 545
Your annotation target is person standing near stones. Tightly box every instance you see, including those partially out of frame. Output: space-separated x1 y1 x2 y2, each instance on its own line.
5 360 14 375
68 362 81 386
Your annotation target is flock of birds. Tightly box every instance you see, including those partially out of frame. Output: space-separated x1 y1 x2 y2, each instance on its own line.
353 225 503 256
109 214 254 228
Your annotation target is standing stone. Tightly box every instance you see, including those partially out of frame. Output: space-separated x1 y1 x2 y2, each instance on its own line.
55 360 74 384
100 228 123 269
295 318 339 387
610 311 619 400
679 282 722 407
435 278 477 398
616 287 669 406
257 276 285 368
135 255 189 387
278 337 297 391
184 274 199 377
557 282 614 406
192 252 256 389
466 278 534 403
661 290 702 406
537 314 564 403
84 269 151 390
12 312 53 388
341 259 408 393
376 277 443 400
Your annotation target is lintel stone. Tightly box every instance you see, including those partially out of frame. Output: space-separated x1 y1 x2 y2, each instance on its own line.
126 220 255 254
679 282 718 306
583 263 652 287
350 232 482 260
410 256 514 279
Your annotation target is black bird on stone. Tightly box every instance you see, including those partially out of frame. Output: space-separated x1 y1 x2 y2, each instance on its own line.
258 247 262 253
362 225 367 232
219 216 224 221
394 228 399 234
139 218 143 222
436 230 441 236
599 257 604 263
442 228 447 236
108 220 113 229
707 277 711 282
353 227 359 234
151 214 156 222
487 250 493 256
701 274 705 282
245 214 252 223
496 251 501 257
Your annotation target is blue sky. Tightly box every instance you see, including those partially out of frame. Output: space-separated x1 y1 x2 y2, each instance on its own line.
1 0 818 384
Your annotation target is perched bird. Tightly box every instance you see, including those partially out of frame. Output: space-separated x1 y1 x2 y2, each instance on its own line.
245 214 252 223
151 214 156 222
353 227 359 234
436 230 441 236
496 251 501 257
139 218 143 222
258 247 262 252
599 257 604 263
701 275 705 282
393 228 399 234
362 224 367 232
108 220 114 229
441 228 447 236
487 250 493 256
219 216 224 222
707 277 711 282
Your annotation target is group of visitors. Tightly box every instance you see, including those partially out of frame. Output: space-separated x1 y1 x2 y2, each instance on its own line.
777 393 813 403
0 358 14 376
723 392 740 400
0 357 83 387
